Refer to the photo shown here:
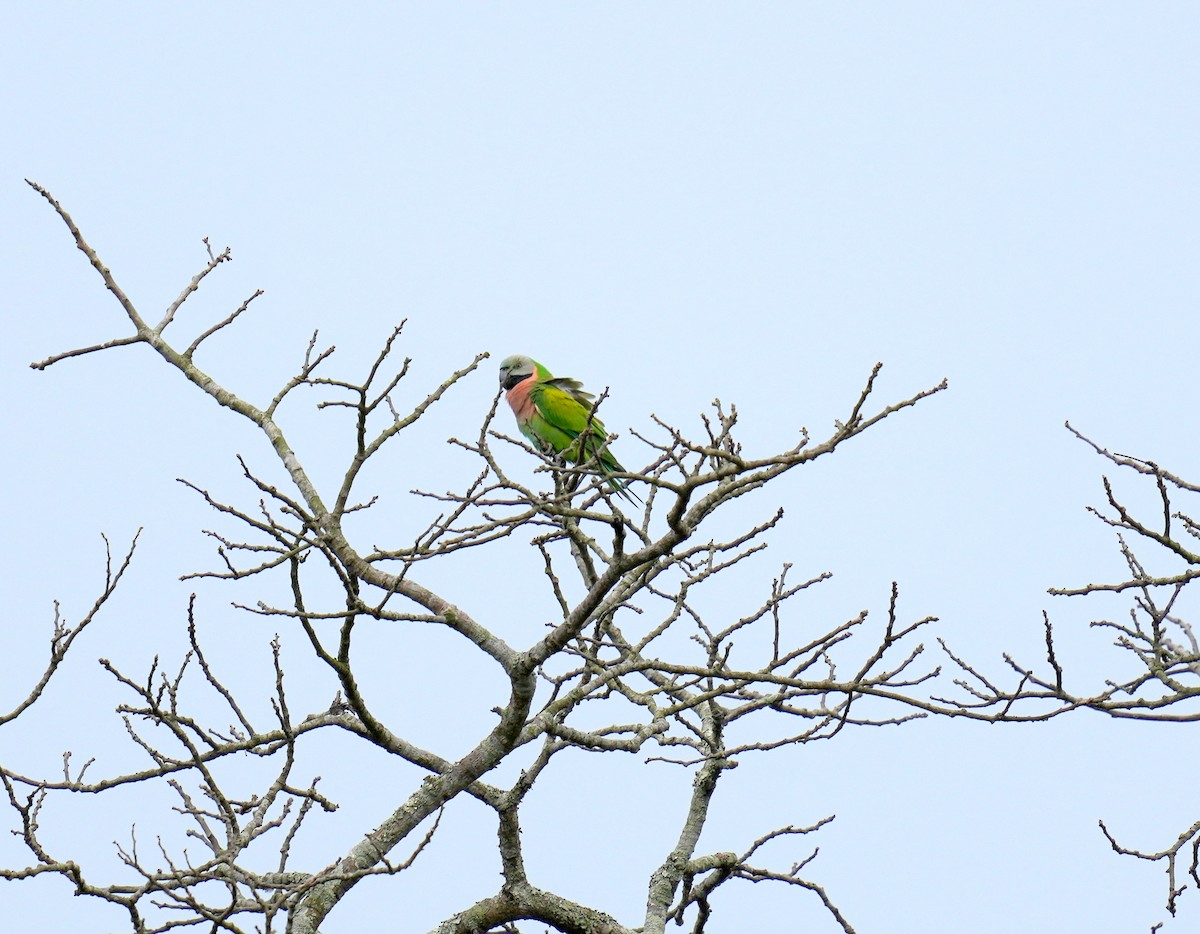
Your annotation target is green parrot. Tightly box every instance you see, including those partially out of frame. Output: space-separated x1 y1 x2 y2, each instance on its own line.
498 354 638 502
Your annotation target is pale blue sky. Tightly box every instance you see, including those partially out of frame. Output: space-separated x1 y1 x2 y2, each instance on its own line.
3 5 1198 932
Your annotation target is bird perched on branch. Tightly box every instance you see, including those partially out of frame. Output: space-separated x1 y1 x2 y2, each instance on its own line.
498 354 638 503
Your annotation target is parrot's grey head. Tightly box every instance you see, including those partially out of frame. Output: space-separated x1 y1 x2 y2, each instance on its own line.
498 354 537 391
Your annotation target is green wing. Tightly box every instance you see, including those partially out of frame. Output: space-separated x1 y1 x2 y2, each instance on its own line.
528 381 613 464
527 375 639 503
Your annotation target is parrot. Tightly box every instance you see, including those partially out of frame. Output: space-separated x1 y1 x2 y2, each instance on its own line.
498 354 638 502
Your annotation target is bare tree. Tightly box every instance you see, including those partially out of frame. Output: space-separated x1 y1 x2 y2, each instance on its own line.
5 181 1038 934
982 424 1200 923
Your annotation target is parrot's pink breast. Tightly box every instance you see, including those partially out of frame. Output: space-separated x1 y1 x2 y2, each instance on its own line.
505 376 537 423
